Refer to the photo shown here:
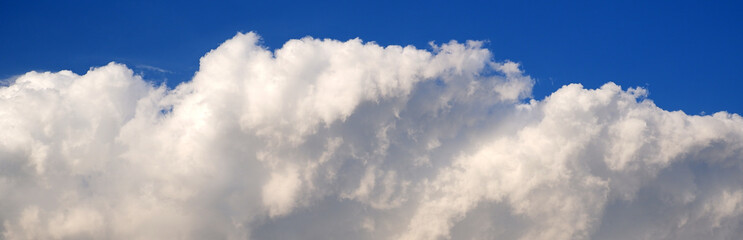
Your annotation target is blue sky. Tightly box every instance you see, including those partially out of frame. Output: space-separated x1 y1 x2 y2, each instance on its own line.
4 2 743 239
2 0 741 114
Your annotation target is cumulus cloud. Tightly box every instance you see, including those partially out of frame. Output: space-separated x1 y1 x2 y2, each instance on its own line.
1 32 742 239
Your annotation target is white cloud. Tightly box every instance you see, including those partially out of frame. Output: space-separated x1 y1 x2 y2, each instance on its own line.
1 32 742 239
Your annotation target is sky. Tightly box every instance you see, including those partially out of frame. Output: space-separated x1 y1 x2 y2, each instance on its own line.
1 0 742 114
2 1 743 240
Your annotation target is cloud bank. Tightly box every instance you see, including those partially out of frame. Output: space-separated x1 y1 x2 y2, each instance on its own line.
1 32 742 239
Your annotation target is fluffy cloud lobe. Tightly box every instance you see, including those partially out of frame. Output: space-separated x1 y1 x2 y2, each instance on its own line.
1 32 742 239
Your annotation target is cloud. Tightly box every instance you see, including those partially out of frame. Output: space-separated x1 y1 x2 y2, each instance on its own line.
135 64 172 74
1 32 742 240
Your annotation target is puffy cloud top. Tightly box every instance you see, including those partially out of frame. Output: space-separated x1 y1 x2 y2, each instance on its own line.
1 32 742 239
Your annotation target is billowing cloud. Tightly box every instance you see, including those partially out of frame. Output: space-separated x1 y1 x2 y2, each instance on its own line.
1 32 742 240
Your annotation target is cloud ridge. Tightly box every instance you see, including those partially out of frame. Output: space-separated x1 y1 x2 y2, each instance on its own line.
1 32 742 240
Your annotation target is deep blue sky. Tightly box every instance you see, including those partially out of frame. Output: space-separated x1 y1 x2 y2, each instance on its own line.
2 0 741 114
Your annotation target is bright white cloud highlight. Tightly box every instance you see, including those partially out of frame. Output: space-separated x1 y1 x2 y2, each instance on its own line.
1 32 742 239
